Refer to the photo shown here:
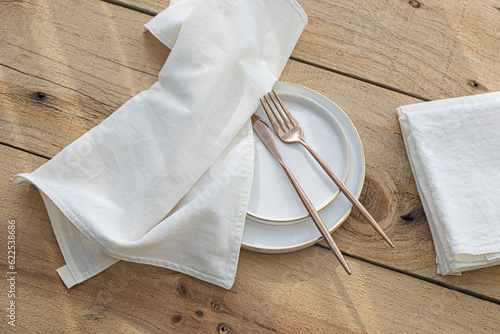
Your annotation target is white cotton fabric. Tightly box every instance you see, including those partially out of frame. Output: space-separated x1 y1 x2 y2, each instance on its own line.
13 0 307 289
397 92 500 275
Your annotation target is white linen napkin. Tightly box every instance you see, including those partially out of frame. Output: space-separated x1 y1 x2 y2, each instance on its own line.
397 92 500 275
13 0 307 289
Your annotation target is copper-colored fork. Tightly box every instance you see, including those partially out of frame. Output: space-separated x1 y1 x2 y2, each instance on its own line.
260 90 394 248
251 115 351 274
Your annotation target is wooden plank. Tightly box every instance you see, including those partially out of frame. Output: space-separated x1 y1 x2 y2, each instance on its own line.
109 0 500 101
295 0 500 100
2 0 500 301
2 144 500 333
0 0 168 156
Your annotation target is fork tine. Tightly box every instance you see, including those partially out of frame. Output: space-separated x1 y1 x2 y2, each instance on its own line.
263 95 287 133
272 90 298 127
268 92 293 130
260 97 284 136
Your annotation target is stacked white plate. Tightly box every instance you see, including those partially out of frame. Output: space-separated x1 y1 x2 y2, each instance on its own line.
242 82 365 253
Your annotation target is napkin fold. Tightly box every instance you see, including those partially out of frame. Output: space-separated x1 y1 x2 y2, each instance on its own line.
13 0 307 289
397 92 500 275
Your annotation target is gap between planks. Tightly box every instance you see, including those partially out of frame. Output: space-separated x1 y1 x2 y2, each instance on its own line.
100 0 159 16
289 57 430 102
0 141 51 160
315 243 500 306
98 0 431 102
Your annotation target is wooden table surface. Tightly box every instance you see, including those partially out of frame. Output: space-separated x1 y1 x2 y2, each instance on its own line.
1 0 499 333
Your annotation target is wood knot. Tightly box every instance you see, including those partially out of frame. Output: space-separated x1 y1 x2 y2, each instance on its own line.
171 314 183 324
177 283 188 297
32 91 47 101
217 323 231 334
195 310 204 318
357 176 389 222
400 212 415 222
211 300 222 311
399 208 424 225
467 79 486 90
408 0 421 8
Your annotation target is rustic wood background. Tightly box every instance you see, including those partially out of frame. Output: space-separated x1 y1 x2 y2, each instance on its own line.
1 0 499 332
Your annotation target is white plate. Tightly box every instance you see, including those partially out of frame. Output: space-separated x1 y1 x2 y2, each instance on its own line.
242 82 365 253
247 90 350 223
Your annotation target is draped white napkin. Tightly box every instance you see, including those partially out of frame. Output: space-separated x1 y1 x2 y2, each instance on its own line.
13 0 307 289
397 92 500 275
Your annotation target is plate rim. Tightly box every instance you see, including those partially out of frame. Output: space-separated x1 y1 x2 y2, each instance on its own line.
246 90 351 223
241 82 366 252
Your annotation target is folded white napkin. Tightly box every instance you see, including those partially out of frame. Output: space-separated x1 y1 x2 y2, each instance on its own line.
13 0 307 289
397 92 500 275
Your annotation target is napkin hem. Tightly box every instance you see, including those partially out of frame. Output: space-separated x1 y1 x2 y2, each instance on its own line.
13 174 238 289
144 21 174 50
397 91 500 113
439 258 500 276
219 121 255 288
398 108 468 275
37 187 121 284
56 265 78 289
397 109 447 270
283 0 308 25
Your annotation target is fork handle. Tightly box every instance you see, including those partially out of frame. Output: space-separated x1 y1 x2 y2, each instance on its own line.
278 161 351 274
299 140 394 248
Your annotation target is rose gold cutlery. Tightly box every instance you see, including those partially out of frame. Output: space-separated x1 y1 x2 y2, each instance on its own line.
260 90 394 248
251 114 352 274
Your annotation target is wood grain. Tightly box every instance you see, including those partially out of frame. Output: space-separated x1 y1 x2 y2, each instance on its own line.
0 0 168 157
113 0 500 100
2 145 500 333
1 0 500 301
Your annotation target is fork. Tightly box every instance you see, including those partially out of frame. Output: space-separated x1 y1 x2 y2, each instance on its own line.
260 90 394 248
251 115 351 274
